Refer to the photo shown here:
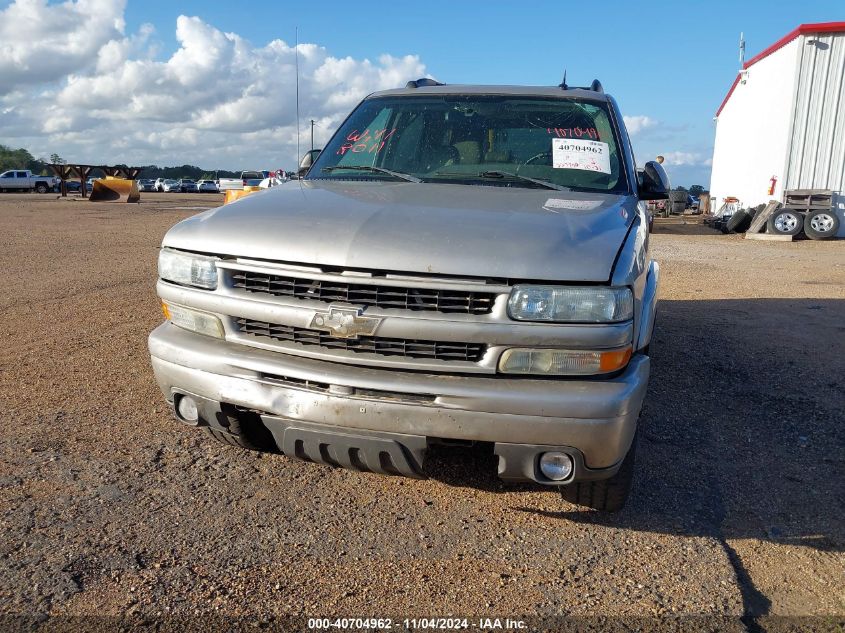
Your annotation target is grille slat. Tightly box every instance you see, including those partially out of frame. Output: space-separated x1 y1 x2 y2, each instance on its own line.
231 271 495 315
236 318 485 363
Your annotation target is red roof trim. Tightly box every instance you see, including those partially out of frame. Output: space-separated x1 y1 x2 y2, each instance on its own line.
716 75 742 118
715 21 845 116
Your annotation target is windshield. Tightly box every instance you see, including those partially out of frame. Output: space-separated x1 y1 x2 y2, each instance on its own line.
309 95 627 193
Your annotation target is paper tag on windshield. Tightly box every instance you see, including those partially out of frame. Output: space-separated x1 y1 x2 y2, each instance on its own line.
552 139 611 174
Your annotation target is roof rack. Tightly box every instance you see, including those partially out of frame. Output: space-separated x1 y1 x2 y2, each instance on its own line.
405 78 444 89
559 78 604 94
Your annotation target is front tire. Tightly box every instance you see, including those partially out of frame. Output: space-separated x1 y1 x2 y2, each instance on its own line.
803 209 840 240
203 408 277 452
35 183 48 193
560 433 637 512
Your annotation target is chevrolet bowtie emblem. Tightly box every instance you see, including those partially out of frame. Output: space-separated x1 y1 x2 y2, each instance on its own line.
309 306 382 339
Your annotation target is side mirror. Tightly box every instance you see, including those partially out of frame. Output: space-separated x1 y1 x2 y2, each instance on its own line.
639 161 670 200
297 149 322 178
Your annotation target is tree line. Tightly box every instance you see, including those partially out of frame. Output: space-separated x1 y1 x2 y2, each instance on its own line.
0 144 243 181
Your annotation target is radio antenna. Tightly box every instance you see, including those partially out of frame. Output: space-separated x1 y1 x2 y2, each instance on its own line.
295 26 301 162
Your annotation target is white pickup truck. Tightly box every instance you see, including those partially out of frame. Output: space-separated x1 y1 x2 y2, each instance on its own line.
0 170 58 193
217 171 264 191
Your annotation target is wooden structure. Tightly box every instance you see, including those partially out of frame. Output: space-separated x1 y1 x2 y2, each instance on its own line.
48 164 144 198
745 200 781 235
745 190 833 238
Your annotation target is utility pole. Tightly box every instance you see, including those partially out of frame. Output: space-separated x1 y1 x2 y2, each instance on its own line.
310 119 315 152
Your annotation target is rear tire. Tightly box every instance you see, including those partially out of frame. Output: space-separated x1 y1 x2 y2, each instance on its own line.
803 209 840 240
560 432 637 512
767 208 803 236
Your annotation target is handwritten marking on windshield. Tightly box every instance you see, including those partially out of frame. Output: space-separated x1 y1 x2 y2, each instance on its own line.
547 127 600 140
337 128 397 155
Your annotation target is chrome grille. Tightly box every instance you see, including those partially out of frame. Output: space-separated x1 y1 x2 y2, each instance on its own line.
236 318 485 362
231 271 495 315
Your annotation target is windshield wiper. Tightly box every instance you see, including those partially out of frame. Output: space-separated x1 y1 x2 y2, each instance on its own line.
434 170 568 191
479 170 570 191
321 165 422 183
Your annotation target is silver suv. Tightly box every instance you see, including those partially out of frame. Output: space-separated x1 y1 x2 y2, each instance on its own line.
148 78 669 511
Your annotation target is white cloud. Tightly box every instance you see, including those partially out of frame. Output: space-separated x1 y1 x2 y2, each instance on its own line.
0 0 127 91
0 1 427 169
623 115 657 136
662 151 711 167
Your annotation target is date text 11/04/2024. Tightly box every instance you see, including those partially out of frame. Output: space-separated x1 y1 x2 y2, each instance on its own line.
307 617 528 630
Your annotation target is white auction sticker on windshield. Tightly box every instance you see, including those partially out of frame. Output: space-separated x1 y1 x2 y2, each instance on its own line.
552 138 611 174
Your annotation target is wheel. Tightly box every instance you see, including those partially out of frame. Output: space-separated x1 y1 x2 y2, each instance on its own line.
203 408 277 452
560 432 637 512
767 208 803 236
35 183 48 194
726 208 752 233
803 209 840 240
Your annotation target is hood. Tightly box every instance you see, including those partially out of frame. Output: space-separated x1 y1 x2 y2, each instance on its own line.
162 180 636 282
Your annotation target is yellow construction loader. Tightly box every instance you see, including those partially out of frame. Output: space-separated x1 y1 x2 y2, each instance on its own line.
90 176 140 203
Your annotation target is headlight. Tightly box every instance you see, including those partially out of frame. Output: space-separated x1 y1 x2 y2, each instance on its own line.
499 346 632 376
161 301 224 338
508 286 633 323
158 248 218 289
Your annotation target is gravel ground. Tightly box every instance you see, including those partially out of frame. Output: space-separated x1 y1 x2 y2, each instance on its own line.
0 194 843 631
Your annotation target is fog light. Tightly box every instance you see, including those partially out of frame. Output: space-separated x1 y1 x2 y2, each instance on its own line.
176 395 199 424
539 452 573 481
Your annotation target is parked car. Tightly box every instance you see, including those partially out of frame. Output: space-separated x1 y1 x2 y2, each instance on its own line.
197 180 219 193
687 195 700 211
177 179 198 193
138 179 157 192
54 180 83 193
86 178 97 192
162 179 181 192
149 78 667 512
218 171 265 191
0 169 58 193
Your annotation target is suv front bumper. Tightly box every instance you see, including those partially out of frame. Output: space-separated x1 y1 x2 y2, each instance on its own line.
148 323 650 484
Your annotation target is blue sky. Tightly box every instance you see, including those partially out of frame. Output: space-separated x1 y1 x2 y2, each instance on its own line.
124 0 843 187
3 0 843 186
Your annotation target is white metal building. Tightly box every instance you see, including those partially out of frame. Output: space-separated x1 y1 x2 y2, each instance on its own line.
710 22 845 236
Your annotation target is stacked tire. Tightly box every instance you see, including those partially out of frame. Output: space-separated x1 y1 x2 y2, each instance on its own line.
766 208 840 240
725 208 753 233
